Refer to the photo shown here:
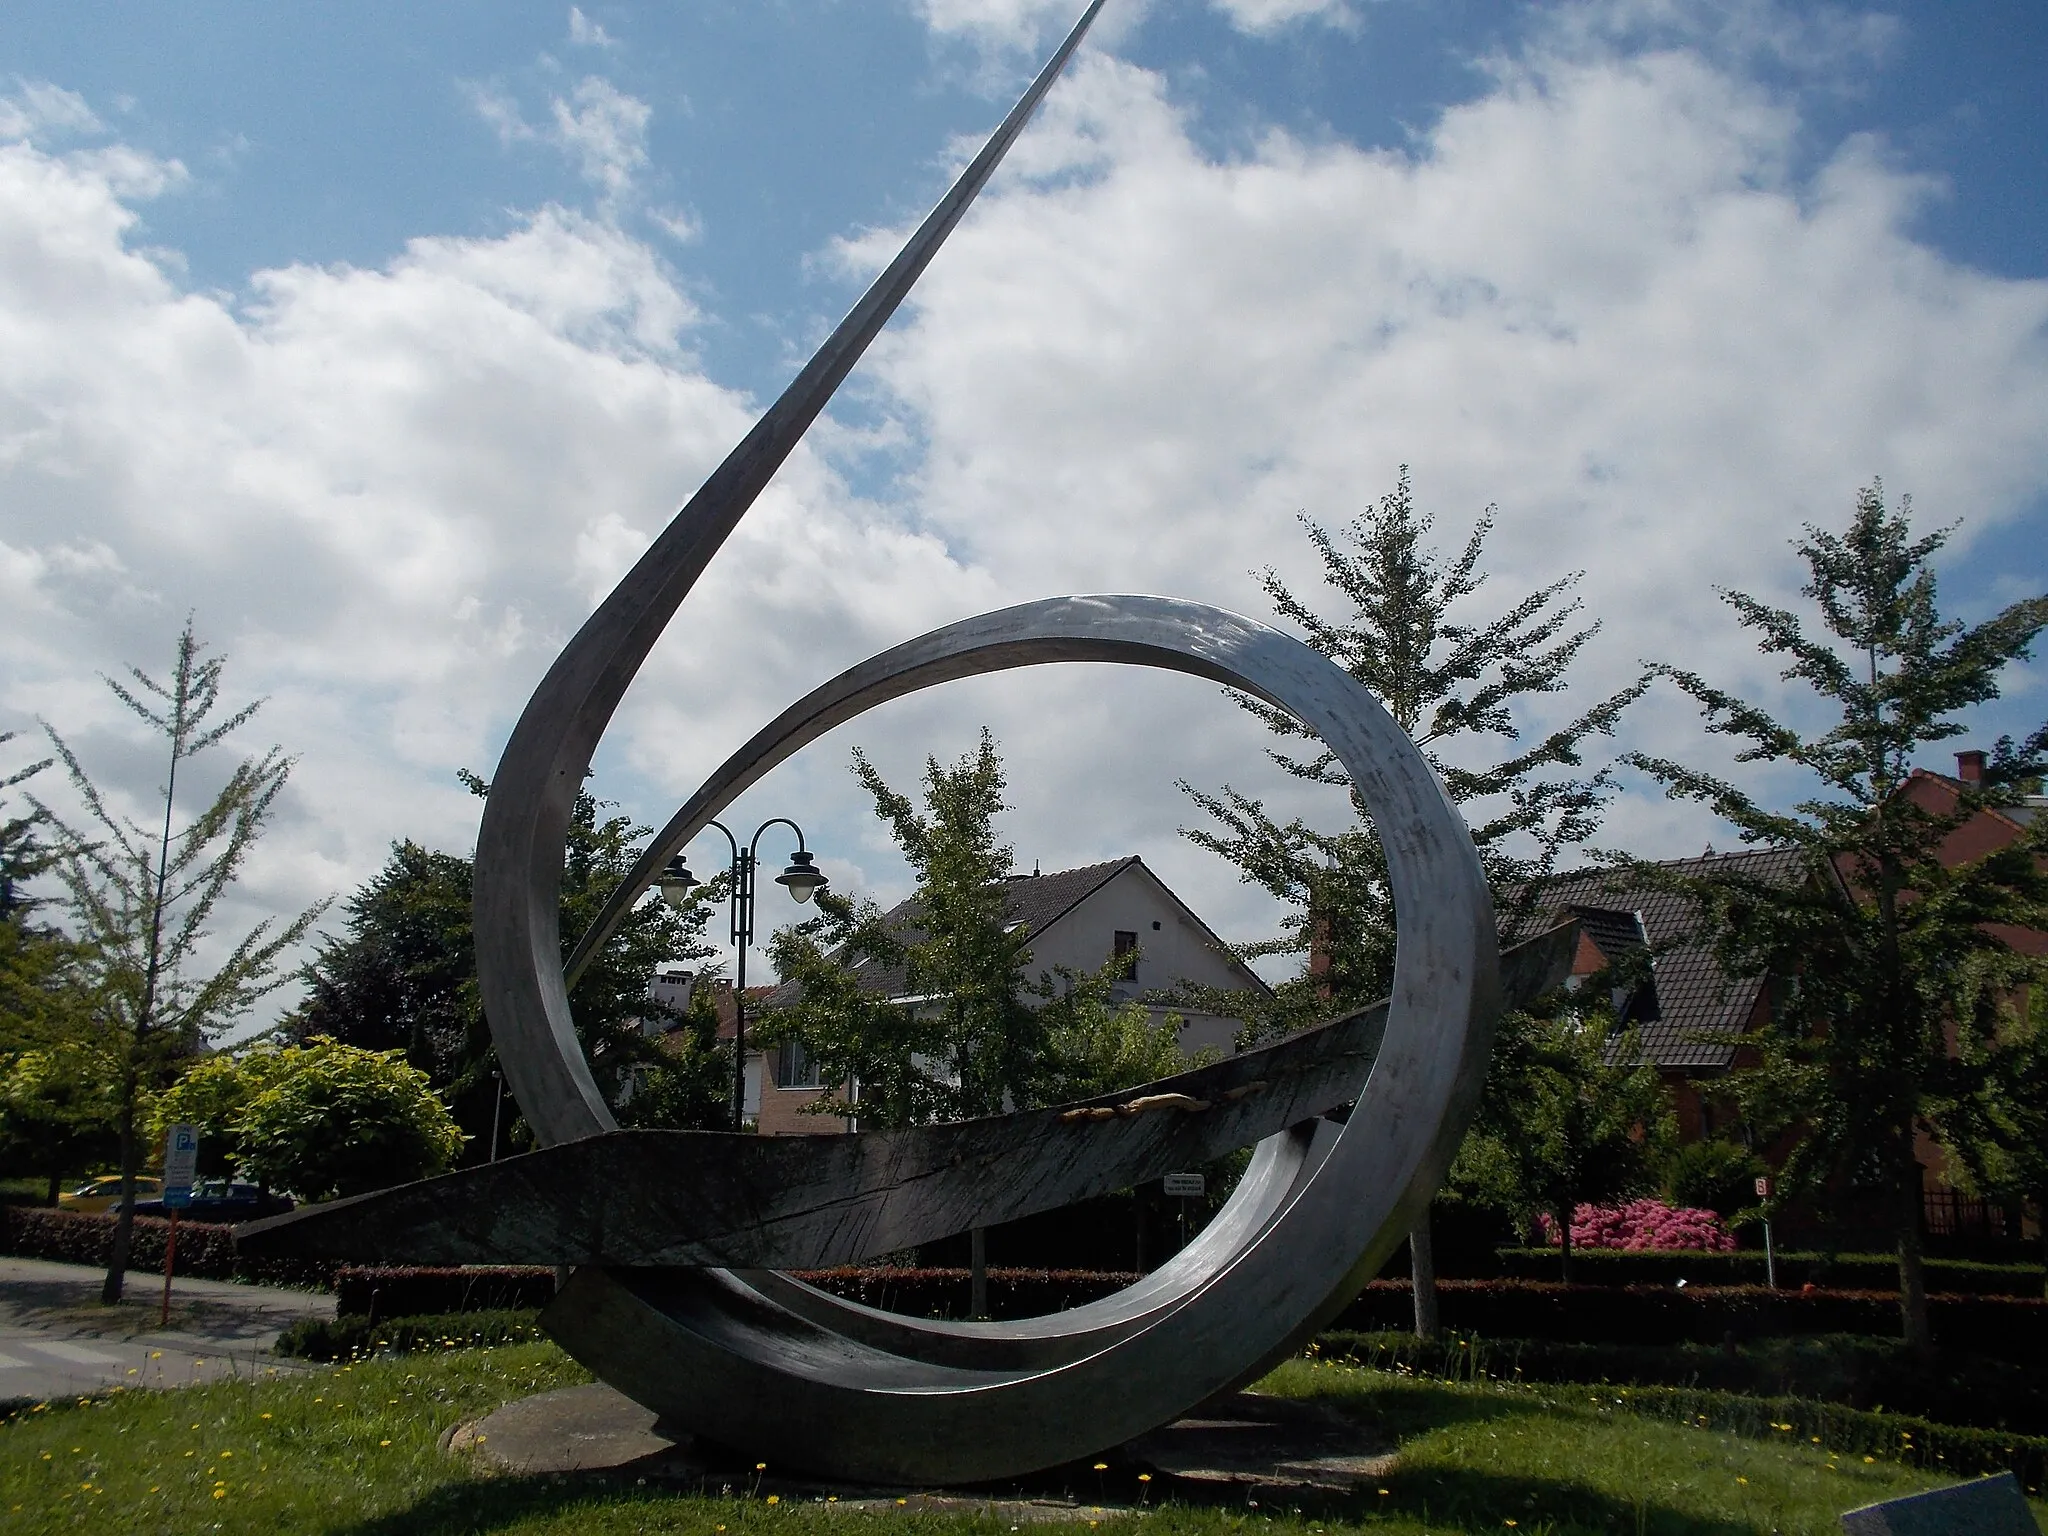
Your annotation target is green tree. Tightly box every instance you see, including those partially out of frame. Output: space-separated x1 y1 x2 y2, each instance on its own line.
765 731 1190 1125
148 1045 300 1179
1 730 54 925
618 985 735 1131
33 622 325 1303
1453 997 1672 1281
288 778 722 1146
1036 960 1213 1102
1181 468 1646 1332
291 841 476 1087
0 734 89 1056
766 732 1049 1127
1620 482 2048 1350
231 1037 464 1200
0 1041 124 1203
1919 953 2048 1297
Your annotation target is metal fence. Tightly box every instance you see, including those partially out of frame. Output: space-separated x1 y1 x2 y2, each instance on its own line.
1923 1188 2015 1239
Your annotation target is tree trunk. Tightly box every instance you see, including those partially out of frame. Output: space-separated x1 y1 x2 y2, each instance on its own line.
44 1164 61 1207
1557 1206 1574 1285
2036 1194 2046 1302
1410 1208 1440 1340
1895 1135 1931 1358
99 1073 140 1305
969 1226 988 1320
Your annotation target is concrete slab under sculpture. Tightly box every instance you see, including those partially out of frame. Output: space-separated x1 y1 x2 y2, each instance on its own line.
242 0 1514 1486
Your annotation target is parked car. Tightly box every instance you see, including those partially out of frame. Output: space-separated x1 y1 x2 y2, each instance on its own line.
57 1175 163 1214
133 1179 294 1220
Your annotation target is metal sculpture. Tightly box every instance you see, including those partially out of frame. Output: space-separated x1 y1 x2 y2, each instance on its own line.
241 0 1518 1485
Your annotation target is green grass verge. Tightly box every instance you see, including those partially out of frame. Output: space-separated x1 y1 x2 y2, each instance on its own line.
3 1341 2044 1534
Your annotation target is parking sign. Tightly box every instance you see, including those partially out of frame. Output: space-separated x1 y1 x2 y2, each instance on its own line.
163 1124 200 1210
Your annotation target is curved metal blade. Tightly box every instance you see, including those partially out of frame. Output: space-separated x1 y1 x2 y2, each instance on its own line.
238 921 1573 1270
474 2 1111 1147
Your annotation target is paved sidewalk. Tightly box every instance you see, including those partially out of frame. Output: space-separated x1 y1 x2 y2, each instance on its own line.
0 1257 333 1404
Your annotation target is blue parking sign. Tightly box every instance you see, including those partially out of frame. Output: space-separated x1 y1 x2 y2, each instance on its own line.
163 1123 200 1209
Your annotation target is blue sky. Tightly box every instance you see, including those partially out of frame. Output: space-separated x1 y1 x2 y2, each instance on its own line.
2 0 2045 1011
11 3 2046 383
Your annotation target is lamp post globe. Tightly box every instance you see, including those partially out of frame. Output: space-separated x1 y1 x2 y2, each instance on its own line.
775 850 828 905
657 855 699 913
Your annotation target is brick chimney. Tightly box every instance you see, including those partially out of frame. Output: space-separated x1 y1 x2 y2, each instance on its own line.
1955 750 1987 784
1307 910 1333 1002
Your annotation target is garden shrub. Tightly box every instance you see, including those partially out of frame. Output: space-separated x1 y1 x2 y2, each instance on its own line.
275 1308 544 1360
1537 1199 1737 1252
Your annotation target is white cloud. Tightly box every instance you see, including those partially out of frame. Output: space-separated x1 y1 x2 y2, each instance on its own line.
912 0 1152 56
567 7 619 50
4 9 2045 1018
1208 0 1354 35
913 0 1350 52
837 38 2048 907
0 80 103 142
1539 0 1901 78
0 129 980 1021
467 74 652 207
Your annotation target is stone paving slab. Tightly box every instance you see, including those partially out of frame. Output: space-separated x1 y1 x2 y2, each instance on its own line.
0 1256 332 1405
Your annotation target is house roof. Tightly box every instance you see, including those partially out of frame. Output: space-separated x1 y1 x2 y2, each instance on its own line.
1531 846 1812 1071
1567 905 1650 970
1911 767 2048 829
762 855 1266 1008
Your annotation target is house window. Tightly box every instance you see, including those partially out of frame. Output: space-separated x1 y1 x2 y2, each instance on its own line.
1113 930 1139 981
776 1039 822 1089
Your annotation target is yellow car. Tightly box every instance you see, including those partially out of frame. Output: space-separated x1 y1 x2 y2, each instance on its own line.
57 1175 163 1214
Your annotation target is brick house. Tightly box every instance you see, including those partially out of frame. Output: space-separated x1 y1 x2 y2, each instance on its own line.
1537 750 2045 1245
1531 845 1809 1144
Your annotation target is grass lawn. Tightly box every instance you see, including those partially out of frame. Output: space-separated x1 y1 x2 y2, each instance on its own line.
5 1342 2043 1535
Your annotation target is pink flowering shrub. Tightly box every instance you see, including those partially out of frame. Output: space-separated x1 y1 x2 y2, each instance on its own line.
1537 1199 1738 1252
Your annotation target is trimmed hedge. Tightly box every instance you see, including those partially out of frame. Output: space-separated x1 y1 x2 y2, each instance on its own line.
1319 1329 2048 1436
0 1206 329 1290
1491 1247 2046 1296
334 1266 558 1318
793 1266 1139 1320
1333 1279 2048 1357
275 1308 545 1361
328 1264 1138 1321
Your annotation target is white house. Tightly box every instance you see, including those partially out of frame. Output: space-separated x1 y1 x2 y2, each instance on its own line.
675 855 1268 1135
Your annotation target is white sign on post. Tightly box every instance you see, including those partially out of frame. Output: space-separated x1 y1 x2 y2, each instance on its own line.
1162 1172 1205 1199
163 1124 200 1209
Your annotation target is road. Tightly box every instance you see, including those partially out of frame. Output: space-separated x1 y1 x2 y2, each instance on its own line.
0 1256 333 1405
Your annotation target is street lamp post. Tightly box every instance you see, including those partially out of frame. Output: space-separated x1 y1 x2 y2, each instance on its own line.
659 819 827 1131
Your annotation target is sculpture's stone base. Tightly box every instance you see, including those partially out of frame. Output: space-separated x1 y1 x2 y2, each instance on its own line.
447 1383 1396 1509
1129 1394 1399 1495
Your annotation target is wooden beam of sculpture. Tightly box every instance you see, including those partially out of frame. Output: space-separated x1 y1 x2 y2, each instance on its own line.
237 921 1571 1270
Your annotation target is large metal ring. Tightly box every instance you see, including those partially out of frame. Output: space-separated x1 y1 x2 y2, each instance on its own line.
516 594 1497 1483
468 1 1497 1483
